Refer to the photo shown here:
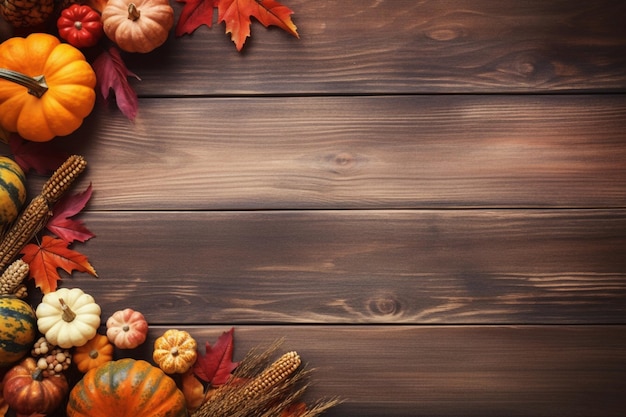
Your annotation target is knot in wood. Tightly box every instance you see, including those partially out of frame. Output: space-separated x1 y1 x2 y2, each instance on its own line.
368 294 401 317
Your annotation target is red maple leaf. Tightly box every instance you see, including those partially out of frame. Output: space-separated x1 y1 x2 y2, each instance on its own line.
47 183 95 243
218 0 299 51
8 134 70 175
92 47 140 121
193 327 239 385
176 0 219 36
21 235 98 294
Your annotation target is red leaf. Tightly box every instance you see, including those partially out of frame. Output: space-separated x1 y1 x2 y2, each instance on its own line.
92 47 140 121
217 0 299 51
47 184 95 243
193 327 239 385
21 236 98 294
176 0 218 36
8 134 70 175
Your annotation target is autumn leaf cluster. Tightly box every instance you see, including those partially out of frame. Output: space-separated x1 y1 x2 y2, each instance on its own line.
176 0 299 51
90 0 298 121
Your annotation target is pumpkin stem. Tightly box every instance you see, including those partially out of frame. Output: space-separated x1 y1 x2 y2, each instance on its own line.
58 298 77 322
0 68 48 98
89 349 100 359
171 346 179 356
127 3 141 21
32 367 44 381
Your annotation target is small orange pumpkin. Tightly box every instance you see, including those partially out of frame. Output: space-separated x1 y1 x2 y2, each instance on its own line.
0 33 96 142
106 308 149 349
153 329 197 374
2 357 69 416
73 333 114 373
101 0 174 53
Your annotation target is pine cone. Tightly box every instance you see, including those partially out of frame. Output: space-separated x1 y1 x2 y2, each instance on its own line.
0 0 54 27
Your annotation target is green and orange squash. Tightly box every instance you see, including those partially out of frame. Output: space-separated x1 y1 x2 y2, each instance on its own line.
67 358 187 417
0 156 27 227
0 296 37 368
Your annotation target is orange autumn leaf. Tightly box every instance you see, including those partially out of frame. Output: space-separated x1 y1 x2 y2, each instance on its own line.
21 235 98 294
217 0 298 51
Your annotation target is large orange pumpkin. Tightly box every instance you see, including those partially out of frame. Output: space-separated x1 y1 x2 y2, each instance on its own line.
0 33 96 142
66 358 187 417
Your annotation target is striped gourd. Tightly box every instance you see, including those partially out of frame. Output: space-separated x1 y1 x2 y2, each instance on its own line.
0 156 27 226
0 295 37 367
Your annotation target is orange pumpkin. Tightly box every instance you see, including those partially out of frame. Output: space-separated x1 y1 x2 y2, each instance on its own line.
106 307 149 349
153 329 197 374
73 333 114 373
67 358 187 417
2 357 69 416
101 0 174 53
0 33 96 142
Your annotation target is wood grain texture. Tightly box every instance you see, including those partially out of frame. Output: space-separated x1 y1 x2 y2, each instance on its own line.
2 1 625 415
53 209 626 325
14 94 626 210
116 0 626 96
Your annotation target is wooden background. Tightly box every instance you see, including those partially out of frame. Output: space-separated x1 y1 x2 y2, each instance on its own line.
3 0 626 415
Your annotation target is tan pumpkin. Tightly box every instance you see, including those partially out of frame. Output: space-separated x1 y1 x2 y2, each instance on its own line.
153 329 197 374
101 0 174 53
2 357 69 416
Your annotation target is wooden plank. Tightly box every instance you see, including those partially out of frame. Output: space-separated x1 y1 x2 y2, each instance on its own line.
46 326 626 417
57 209 626 325
115 0 626 96
14 94 626 210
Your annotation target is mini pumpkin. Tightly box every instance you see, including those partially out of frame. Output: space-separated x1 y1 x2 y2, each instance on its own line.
73 333 114 373
35 287 101 349
101 0 174 53
67 358 187 417
0 33 96 142
2 357 69 416
153 329 197 374
106 307 149 349
57 4 105 49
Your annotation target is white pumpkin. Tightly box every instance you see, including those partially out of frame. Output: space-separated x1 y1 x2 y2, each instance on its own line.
36 288 101 348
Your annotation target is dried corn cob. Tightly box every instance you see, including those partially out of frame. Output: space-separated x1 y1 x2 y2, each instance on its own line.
242 351 301 398
12 284 28 299
0 259 29 295
41 155 87 205
0 194 50 271
192 351 302 417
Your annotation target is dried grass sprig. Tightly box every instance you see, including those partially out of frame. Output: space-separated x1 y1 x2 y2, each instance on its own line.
191 341 340 417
